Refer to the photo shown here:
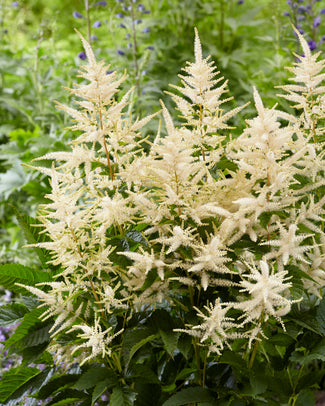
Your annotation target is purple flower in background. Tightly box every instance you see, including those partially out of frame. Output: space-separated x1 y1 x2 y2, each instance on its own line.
283 11 290 16
93 20 102 28
135 19 142 24
142 10 150 14
73 11 83 18
146 45 154 50
90 34 98 41
308 40 317 50
118 23 126 28
237 0 244 4
94 0 107 5
321 9 325 15
127 42 132 48
117 49 125 55
297 5 306 13
106 70 115 74
313 16 321 28
116 12 124 18
3 290 12 302
141 70 147 75
11 1 18 6
101 394 109 402
286 0 291 4
142 27 150 33
78 51 87 60
138 3 145 11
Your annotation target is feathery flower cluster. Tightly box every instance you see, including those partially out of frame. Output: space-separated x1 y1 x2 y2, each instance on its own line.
21 27 325 364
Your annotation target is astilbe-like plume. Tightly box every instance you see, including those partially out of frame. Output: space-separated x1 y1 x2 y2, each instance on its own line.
167 28 247 166
19 27 325 364
20 30 156 365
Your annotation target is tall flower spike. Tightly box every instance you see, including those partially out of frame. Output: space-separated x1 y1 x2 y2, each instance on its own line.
75 29 96 66
167 28 247 165
277 26 325 134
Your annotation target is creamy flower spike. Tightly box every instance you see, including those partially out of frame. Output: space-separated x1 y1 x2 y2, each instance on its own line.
17 27 325 365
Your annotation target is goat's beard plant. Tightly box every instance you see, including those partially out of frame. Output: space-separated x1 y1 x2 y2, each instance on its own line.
3 27 325 405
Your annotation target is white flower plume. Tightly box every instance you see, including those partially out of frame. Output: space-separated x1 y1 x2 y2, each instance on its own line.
234 261 296 328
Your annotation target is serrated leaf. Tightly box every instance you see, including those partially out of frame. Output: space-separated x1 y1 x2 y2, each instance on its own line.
37 374 81 399
295 389 315 406
92 380 110 405
23 324 51 347
126 364 159 384
291 338 325 364
0 264 52 294
4 307 46 351
13 208 50 269
218 350 247 373
48 398 84 406
5 367 54 405
159 329 179 357
110 387 137 406
74 367 118 390
122 328 157 365
268 333 295 346
0 367 41 402
0 302 28 327
47 389 88 406
162 387 216 406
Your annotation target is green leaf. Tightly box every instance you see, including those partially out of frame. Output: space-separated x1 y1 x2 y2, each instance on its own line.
48 398 85 406
218 350 247 373
128 333 158 365
0 264 52 294
122 328 158 365
268 333 295 347
92 380 110 405
23 324 51 347
47 389 88 406
290 338 325 365
249 366 268 396
162 387 216 406
13 210 50 268
5 367 54 405
159 329 179 357
110 387 137 406
316 297 325 336
37 374 81 399
0 302 28 327
74 367 118 390
4 307 46 351
0 367 41 402
126 364 160 384
295 389 315 406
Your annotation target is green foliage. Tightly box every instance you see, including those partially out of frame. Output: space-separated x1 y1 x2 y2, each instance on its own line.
0 264 52 294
